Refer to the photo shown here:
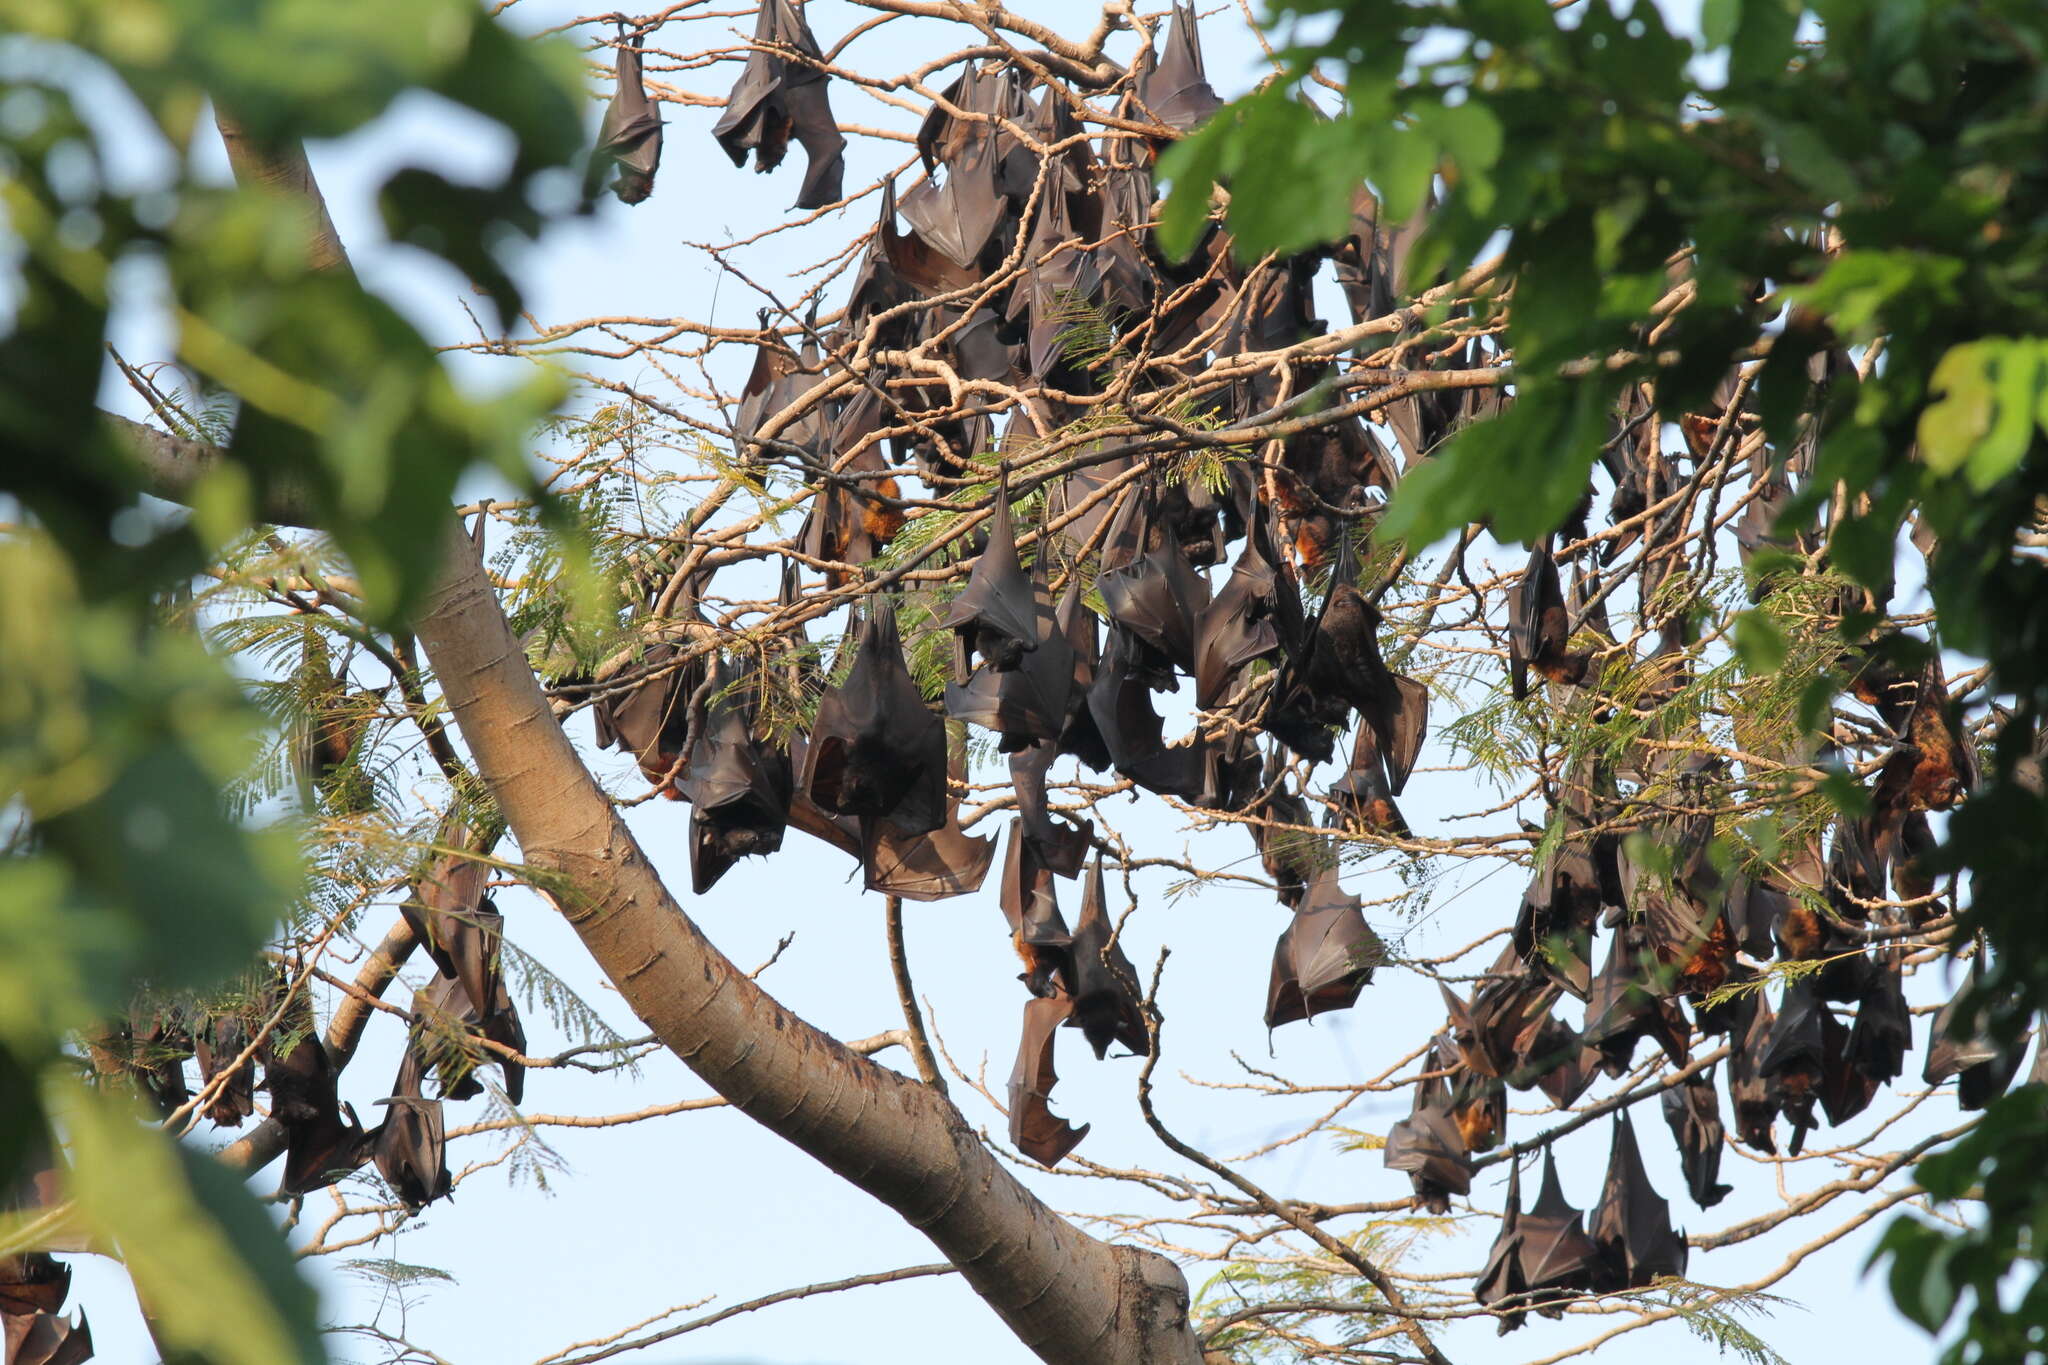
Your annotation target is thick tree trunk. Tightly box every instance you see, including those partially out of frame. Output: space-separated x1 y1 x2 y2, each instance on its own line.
411 521 1204 1362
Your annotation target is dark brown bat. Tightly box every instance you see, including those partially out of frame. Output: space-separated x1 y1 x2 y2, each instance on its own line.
679 655 793 894
1008 988 1089 1167
596 25 663 204
916 61 1031 176
1325 722 1409 836
899 129 1006 271
1817 1001 1877 1127
1194 532 1284 710
1245 756 1319 908
1089 115 1154 317
1264 864 1384 1028
1847 948 1911 1088
1265 538 1428 784
1507 540 1587 699
1517 1150 1605 1314
1097 512 1211 679
941 477 1041 679
589 637 703 793
5 1310 92 1365
1008 739 1093 875
193 1011 256 1127
1134 1 1222 133
1085 623 1174 773
400 973 527 1105
731 315 823 467
1063 854 1148 1059
1007 178 1103 380
1474 1155 1534 1333
0 1251 68 1317
710 0 845 209
947 570 1079 753
1725 988 1781 1153
801 599 946 837
372 1096 452 1212
1513 844 1603 1001
265 986 371 1197
1924 961 2026 1110
1437 1036 1507 1153
1000 819 1075 997
1589 1112 1688 1290
855 744 997 900
1383 1101 1473 1214
862 178 978 307
1661 1074 1732 1209
1581 922 1691 1076
1758 978 1827 1152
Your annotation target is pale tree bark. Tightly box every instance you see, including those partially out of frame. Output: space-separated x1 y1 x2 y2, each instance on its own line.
128 125 1211 1365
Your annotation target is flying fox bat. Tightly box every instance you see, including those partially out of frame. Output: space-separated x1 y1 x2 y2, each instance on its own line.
1193 532 1284 709
1384 1101 1473 1214
916 61 1032 176
1085 623 1173 771
802 600 946 837
1326 722 1409 836
1817 1002 1878 1126
1761 982 1826 1154
1090 118 1154 316
596 25 663 204
400 972 527 1105
1508 540 1588 697
1847 948 1911 1087
899 130 1006 271
941 478 1041 679
1589 1112 1688 1290
861 803 998 902
1581 923 1691 1076
5 1311 92 1365
1661 1074 1732 1209
1517 1150 1605 1315
193 1012 256 1127
1097 513 1211 679
731 316 825 467
710 0 845 209
1000 820 1075 997
1725 989 1781 1153
265 992 370 1197
1474 1156 1534 1333
398 851 501 1018
589 638 703 792
859 177 979 308
1007 181 1104 380
1246 757 1319 908
1008 740 1093 875
1924 962 2027 1110
128 1011 192 1117
1134 1 1223 133
1436 1036 1507 1153
1264 864 1383 1028
1513 848 1601 1000
373 1096 452 1212
1265 539 1427 782
679 655 793 894
1064 854 1149 1059
1008 989 1089 1166
0 1252 68 1317
947 570 1078 752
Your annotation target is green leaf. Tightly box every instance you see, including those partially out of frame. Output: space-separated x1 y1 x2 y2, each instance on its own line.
1732 610 1788 672
1702 0 1742 48
1917 342 1997 475
55 1081 324 1365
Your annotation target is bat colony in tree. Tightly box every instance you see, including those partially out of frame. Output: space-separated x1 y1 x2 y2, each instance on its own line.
26 3 2036 1360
